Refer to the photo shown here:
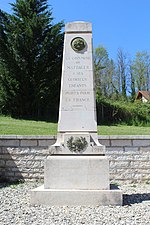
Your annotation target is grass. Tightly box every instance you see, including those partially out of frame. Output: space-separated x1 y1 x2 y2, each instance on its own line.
1 115 150 135
0 115 57 135
98 125 150 135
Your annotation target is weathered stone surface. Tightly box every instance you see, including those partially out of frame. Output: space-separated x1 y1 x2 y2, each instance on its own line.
58 22 97 134
38 139 55 147
0 136 150 182
20 140 38 147
133 139 150 146
31 185 122 206
44 155 109 190
65 21 92 33
111 139 132 147
98 139 111 147
0 139 19 147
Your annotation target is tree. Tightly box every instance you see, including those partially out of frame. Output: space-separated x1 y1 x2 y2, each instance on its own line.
129 61 136 101
0 0 64 120
116 48 128 99
132 51 150 91
94 46 108 95
94 46 115 98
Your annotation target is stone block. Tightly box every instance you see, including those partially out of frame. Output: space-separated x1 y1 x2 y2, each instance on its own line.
111 139 132 147
108 154 134 161
20 140 38 147
44 155 109 190
124 147 140 154
26 160 41 168
6 172 15 177
6 160 15 167
0 140 19 147
38 140 55 147
39 148 50 155
109 160 130 168
131 161 150 168
106 147 124 154
133 140 150 147
15 172 28 178
140 146 150 153
0 160 5 166
115 170 133 179
0 154 13 159
134 155 149 160
34 155 47 160
31 185 122 206
116 160 130 168
6 147 31 154
98 139 110 147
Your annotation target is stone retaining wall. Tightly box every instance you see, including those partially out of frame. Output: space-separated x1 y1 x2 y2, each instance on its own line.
0 135 150 183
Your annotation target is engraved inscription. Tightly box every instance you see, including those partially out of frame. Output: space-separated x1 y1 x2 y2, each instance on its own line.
67 65 89 70
62 48 93 111
69 84 87 88
66 56 90 60
68 77 87 81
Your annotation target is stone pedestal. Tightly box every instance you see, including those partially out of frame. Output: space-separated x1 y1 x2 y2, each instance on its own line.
31 156 122 206
44 156 109 190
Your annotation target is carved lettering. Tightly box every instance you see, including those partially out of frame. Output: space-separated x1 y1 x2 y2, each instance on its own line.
64 91 90 96
67 65 89 70
64 98 90 103
69 84 87 88
73 98 90 102
68 78 87 82
66 56 90 60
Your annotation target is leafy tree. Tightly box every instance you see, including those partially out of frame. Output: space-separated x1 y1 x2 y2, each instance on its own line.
116 48 128 99
94 46 115 98
94 46 108 95
129 61 136 101
132 51 150 91
0 0 64 120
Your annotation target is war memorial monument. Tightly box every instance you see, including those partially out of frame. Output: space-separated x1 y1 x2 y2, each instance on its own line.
31 21 122 206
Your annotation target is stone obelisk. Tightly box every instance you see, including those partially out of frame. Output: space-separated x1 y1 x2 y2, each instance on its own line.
50 21 104 155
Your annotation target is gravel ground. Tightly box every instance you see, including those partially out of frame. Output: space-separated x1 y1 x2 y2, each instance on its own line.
0 181 150 225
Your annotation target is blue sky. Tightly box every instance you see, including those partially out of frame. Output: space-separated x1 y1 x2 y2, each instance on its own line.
0 0 150 60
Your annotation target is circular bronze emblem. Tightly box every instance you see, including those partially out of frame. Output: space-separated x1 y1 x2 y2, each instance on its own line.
71 37 86 52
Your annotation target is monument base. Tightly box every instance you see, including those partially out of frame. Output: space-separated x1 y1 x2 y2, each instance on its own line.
30 185 122 206
44 155 110 190
31 155 122 206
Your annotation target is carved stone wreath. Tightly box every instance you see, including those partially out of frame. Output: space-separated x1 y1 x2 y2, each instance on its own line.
71 37 86 52
67 136 88 153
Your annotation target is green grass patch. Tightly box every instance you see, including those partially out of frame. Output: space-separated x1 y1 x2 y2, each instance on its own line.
98 125 150 135
1 115 150 135
0 115 57 135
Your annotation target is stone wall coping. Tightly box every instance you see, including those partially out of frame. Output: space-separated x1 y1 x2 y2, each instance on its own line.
98 135 150 140
0 135 150 140
0 135 56 139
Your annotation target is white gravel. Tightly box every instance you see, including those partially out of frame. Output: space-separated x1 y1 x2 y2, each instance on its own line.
0 181 150 225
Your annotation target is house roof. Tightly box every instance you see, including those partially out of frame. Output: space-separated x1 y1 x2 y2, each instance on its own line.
136 91 150 100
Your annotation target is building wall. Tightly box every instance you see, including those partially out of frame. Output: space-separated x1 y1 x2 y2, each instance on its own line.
142 96 148 103
0 135 150 183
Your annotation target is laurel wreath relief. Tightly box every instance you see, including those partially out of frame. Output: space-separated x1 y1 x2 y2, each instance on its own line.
67 136 88 153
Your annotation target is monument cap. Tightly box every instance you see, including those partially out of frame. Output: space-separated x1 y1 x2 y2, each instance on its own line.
65 21 92 33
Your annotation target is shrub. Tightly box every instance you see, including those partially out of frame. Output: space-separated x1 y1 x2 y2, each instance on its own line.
97 97 150 126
